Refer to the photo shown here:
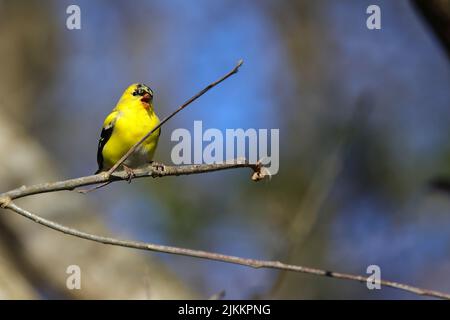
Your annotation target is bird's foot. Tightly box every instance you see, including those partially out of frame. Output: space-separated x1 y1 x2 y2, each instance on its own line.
123 165 136 183
151 161 165 172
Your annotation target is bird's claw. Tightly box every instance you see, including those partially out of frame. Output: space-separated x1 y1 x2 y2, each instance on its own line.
151 161 165 172
123 165 135 183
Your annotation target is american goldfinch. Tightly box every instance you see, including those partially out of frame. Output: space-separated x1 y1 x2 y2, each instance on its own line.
95 83 161 176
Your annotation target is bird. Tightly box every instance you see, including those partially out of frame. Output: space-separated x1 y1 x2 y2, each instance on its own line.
95 83 161 179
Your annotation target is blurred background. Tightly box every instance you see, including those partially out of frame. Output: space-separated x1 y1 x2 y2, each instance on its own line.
0 0 449 299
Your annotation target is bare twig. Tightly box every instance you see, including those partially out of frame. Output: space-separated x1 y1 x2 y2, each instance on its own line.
106 59 244 176
0 200 449 299
77 181 112 194
0 160 263 201
209 290 226 300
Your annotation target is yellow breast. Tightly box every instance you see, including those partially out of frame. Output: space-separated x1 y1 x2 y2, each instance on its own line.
102 102 160 168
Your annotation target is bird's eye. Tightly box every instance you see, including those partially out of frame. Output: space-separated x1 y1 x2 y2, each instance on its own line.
131 85 153 97
132 88 145 96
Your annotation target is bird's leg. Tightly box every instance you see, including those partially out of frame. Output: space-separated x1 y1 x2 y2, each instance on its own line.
122 165 135 183
150 161 165 172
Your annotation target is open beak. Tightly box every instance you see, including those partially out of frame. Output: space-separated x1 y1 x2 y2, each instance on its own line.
141 93 151 103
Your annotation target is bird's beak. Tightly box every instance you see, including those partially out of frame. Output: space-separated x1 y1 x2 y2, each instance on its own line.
141 93 151 103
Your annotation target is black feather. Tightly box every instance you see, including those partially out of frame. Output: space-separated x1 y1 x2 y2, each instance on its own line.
95 124 114 174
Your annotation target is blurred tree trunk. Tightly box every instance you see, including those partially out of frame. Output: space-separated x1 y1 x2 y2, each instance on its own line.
260 0 343 299
413 0 450 59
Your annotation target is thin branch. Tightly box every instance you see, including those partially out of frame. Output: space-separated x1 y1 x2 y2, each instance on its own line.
0 160 263 201
1 200 449 300
106 59 244 176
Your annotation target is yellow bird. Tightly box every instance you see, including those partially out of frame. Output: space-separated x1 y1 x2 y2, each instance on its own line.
95 83 161 177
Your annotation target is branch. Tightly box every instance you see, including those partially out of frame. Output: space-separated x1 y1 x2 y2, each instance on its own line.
0 160 265 201
0 200 449 300
106 59 244 176
412 0 450 59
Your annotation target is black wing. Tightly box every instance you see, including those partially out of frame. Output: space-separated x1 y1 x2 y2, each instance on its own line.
95 124 114 174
